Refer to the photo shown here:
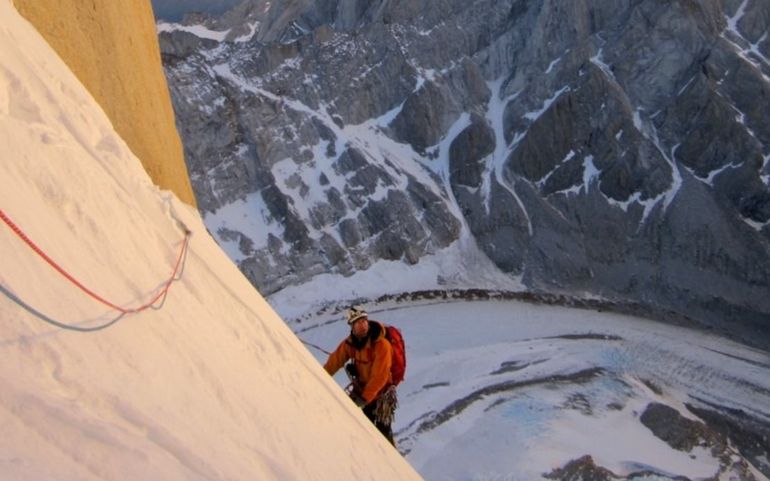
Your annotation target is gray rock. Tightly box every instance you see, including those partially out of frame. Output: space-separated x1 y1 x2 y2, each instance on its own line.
640 402 722 452
161 0 770 349
449 115 495 188
390 80 461 154
544 455 618 481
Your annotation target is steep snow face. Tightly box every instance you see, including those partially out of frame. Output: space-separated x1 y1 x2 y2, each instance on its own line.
294 300 770 481
0 2 422 480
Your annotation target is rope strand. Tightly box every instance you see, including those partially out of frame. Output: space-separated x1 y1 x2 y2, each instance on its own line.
0 208 190 316
299 338 331 355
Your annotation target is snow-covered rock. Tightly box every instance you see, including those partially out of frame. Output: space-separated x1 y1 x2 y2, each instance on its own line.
160 0 770 350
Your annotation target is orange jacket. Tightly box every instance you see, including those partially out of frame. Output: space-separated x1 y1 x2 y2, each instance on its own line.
324 321 393 404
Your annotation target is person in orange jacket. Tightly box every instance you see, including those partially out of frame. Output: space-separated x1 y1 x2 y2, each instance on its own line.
324 306 395 444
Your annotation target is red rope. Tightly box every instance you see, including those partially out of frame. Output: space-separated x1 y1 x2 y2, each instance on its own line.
0 208 190 314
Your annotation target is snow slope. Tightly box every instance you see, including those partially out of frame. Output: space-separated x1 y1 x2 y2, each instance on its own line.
0 2 422 480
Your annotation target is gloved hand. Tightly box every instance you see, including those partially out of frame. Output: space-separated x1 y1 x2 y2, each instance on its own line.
344 362 359 380
350 393 367 408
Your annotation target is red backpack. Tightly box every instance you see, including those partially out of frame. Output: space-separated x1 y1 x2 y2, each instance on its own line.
384 325 406 386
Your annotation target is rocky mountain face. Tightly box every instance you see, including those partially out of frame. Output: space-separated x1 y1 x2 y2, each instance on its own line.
158 0 770 348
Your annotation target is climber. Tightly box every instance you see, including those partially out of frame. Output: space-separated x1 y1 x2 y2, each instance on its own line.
323 305 402 446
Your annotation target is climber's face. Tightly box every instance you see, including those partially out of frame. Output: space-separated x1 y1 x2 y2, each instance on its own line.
351 317 369 340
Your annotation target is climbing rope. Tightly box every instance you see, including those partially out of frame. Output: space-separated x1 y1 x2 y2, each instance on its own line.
0 281 128 332
0 207 191 317
299 338 331 355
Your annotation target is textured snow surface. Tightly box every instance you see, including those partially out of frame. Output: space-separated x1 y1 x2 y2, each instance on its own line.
0 2 422 480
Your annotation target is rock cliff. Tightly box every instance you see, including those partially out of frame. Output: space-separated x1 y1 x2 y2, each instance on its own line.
13 0 197 206
159 0 770 348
